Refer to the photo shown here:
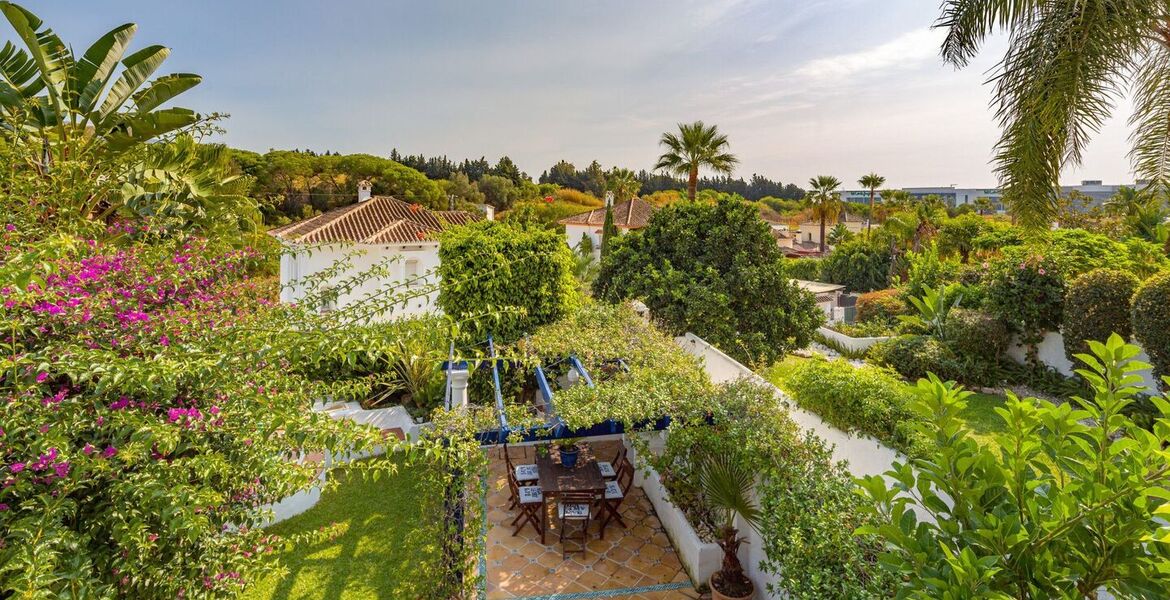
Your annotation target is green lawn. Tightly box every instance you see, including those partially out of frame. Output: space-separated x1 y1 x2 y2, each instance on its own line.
245 457 440 600
762 354 1009 448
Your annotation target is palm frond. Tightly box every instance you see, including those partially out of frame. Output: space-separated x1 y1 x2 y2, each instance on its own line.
698 455 760 532
1129 41 1170 195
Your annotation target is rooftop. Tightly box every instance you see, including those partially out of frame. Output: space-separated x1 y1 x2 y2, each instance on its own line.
558 198 656 230
268 196 479 244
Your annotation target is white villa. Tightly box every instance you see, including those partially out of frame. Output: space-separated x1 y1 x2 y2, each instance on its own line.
797 212 867 249
269 181 480 317
558 197 656 258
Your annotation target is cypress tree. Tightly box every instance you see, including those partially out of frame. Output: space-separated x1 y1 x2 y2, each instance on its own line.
600 205 617 259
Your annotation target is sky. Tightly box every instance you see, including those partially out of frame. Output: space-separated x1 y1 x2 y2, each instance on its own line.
25 0 1138 188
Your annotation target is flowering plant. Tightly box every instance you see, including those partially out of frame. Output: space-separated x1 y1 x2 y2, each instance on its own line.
0 231 394 598
983 252 1064 365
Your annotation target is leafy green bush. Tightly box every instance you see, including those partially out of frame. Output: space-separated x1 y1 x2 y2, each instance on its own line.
984 252 1064 365
818 239 893 292
784 257 822 281
937 213 989 262
438 220 578 343
869 335 963 384
1132 271 1170 387
642 380 892 599
903 243 960 301
1062 268 1139 363
780 357 927 454
855 288 906 325
948 308 1010 362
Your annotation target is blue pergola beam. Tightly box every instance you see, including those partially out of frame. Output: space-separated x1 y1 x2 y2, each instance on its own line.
488 334 509 432
533 364 557 415
569 355 595 388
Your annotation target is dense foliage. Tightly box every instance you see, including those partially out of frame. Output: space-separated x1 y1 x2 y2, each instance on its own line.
779 357 926 455
437 220 577 344
595 198 822 366
1132 271 1170 388
984 252 1064 365
641 380 891 599
854 289 906 326
817 239 893 293
1062 269 1139 363
859 338 1170 597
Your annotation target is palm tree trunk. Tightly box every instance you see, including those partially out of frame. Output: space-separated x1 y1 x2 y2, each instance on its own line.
688 166 698 201
867 189 874 236
819 215 827 254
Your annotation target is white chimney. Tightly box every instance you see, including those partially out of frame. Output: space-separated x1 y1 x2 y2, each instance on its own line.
477 203 495 221
357 179 372 202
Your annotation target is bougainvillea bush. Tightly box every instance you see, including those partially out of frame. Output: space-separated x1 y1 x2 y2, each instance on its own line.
0 229 393 598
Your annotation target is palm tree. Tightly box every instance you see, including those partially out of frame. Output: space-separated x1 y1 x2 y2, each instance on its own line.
699 455 761 598
936 2 1170 229
974 196 993 216
805 175 842 253
654 121 738 201
606 167 641 203
858 172 885 235
1104 186 1150 219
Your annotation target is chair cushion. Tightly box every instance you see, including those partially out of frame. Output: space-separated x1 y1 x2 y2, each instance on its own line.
558 503 590 519
597 461 616 478
514 464 539 481
604 480 623 500
518 485 543 504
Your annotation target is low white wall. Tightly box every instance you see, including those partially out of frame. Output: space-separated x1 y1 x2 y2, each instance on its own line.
627 434 724 586
1007 330 1159 391
676 333 914 598
817 326 891 354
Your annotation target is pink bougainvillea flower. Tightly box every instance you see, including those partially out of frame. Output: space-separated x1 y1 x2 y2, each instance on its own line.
101 446 117 459
159 334 170 346
83 443 95 455
35 372 48 383
54 462 70 478
9 462 24 473
1038 268 1046 275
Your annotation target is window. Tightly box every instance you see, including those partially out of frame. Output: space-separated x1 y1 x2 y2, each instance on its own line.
405 259 419 286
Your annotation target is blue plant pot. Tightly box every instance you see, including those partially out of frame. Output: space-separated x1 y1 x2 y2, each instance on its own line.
559 447 580 468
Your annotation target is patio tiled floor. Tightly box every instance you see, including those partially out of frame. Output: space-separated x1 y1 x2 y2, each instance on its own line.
484 441 700 599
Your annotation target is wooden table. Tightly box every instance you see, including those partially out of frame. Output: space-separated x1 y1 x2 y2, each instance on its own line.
535 455 606 542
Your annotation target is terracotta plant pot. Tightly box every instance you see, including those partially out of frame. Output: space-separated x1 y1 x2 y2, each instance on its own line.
709 573 754 600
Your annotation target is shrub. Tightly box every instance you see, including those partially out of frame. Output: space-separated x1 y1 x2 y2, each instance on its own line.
903 243 961 302
553 187 603 207
643 380 893 599
948 308 1010 362
780 357 927 454
856 289 906 325
937 213 988 262
784 257 822 281
818 239 893 292
983 252 1064 365
869 335 962 384
1132 271 1170 387
438 220 578 343
1062 269 1140 363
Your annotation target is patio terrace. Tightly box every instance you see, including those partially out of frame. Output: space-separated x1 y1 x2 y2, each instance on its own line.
484 440 699 600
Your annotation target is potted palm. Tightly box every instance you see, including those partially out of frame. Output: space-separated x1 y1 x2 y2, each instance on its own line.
700 455 761 600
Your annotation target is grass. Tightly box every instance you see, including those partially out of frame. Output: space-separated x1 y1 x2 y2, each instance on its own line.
244 456 440 600
763 353 1010 449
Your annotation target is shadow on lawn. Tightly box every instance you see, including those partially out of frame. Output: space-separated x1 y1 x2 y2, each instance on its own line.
247 458 443 600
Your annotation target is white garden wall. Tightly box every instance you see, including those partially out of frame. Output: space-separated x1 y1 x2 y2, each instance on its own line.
1007 330 1160 392
817 326 891 354
675 333 916 598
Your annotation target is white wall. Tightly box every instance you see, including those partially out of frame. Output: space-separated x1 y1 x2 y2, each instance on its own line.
280 242 441 318
564 224 602 259
1007 330 1160 391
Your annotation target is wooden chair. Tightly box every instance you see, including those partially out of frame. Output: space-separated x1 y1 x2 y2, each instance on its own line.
558 491 594 558
598 460 634 539
504 445 539 486
596 445 626 480
508 467 545 541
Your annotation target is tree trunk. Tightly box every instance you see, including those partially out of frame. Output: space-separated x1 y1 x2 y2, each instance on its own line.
819 214 827 253
867 190 874 236
688 166 698 201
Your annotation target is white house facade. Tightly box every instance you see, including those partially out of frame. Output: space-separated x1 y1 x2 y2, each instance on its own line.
558 197 656 259
269 181 479 319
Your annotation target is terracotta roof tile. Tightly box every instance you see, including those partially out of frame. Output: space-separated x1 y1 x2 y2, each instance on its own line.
268 196 480 244
557 197 656 229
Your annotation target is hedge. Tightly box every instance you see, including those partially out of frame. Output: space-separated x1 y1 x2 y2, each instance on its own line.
818 240 893 293
1132 271 1170 388
948 308 1009 362
855 289 906 325
868 335 961 384
780 357 927 454
438 220 578 343
1062 269 1139 363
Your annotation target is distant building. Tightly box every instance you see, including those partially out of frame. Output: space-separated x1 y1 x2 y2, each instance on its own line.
839 180 1141 210
270 180 481 317
558 197 656 259
798 212 866 250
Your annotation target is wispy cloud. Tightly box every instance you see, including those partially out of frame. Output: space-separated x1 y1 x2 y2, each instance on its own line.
793 28 944 81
